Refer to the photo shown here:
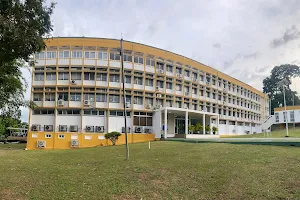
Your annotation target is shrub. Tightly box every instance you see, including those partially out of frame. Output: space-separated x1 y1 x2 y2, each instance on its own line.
188 125 195 133
195 123 203 133
212 126 218 133
205 125 211 134
105 132 121 145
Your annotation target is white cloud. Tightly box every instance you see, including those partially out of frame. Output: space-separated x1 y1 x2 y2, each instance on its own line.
21 0 300 119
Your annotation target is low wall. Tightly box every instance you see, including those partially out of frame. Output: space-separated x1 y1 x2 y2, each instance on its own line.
26 132 155 150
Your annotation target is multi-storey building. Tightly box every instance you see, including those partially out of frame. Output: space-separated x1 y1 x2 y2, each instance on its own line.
27 37 269 149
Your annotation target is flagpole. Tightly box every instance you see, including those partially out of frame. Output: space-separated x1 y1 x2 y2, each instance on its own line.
120 37 129 160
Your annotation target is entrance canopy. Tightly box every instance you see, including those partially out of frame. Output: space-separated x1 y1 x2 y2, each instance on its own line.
152 107 219 139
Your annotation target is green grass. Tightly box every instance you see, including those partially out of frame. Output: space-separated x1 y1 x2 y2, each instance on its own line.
0 142 300 199
227 128 300 138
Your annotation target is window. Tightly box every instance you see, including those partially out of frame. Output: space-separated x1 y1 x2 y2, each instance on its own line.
134 96 143 105
192 72 197 80
134 56 144 64
84 51 96 58
96 94 106 102
34 73 44 81
146 58 155 66
57 109 80 115
110 52 120 60
84 72 95 80
84 110 105 116
145 98 153 105
193 88 197 94
166 82 173 89
145 78 153 87
71 72 82 80
35 52 45 59
184 70 190 77
45 93 55 101
32 109 54 115
70 93 81 101
33 93 43 101
283 112 287 122
157 80 164 88
59 51 69 58
98 51 108 60
58 72 69 80
123 54 132 62
109 94 120 103
110 74 120 82
157 62 164 70
84 93 95 101
134 77 143 85
200 75 204 81
110 110 131 117
95 73 107 81
125 75 131 84
176 84 182 91
133 112 153 126
46 72 56 81
72 51 82 58
47 51 56 59
167 65 173 73
58 93 68 101
206 92 210 98
290 111 294 122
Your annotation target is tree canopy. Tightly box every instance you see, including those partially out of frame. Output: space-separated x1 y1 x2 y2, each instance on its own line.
263 64 300 113
0 0 55 135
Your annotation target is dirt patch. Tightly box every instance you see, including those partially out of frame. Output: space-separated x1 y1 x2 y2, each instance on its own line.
0 188 24 200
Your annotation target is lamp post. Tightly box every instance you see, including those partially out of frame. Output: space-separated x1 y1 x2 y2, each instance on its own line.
119 37 129 159
277 79 289 137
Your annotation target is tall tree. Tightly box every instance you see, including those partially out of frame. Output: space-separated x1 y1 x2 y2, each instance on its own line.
0 0 55 135
263 64 300 114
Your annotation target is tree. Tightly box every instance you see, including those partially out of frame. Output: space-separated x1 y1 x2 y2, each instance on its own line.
188 125 195 134
212 126 218 134
263 64 300 113
195 123 203 134
0 0 55 123
105 132 122 145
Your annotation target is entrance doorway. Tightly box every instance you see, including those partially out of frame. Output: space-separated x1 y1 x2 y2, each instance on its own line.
175 118 186 134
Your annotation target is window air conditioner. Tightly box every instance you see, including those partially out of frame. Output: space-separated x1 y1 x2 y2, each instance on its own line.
122 127 130 133
70 125 78 132
59 125 68 132
31 124 41 131
44 125 53 131
57 99 65 106
71 139 79 147
159 69 164 74
206 81 210 85
84 100 91 106
146 104 152 109
95 126 105 133
135 126 143 133
179 74 183 78
37 140 46 148
125 102 131 108
86 126 94 132
144 128 152 133
70 80 76 85
185 92 189 96
156 94 162 98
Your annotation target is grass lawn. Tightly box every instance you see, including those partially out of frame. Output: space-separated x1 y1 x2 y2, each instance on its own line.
0 142 300 200
227 128 300 138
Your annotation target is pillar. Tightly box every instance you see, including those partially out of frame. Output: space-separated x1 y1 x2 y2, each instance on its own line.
185 111 188 135
164 109 167 138
203 114 206 134
217 115 219 135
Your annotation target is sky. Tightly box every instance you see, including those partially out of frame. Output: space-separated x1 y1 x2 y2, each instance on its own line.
21 0 300 122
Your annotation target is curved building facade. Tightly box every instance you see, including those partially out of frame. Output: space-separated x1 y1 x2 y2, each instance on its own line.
28 37 269 149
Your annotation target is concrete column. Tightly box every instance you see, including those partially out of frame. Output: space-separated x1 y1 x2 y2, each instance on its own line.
210 116 212 134
164 109 167 138
203 114 206 134
185 111 188 134
217 115 219 135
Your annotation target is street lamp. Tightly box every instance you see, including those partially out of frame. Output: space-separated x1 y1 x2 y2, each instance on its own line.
277 79 289 137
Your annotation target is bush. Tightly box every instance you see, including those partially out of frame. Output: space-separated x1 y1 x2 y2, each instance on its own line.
105 132 121 145
188 125 195 134
195 123 203 133
212 126 218 133
205 125 211 134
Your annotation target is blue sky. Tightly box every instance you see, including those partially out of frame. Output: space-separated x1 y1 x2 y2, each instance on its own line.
21 0 300 122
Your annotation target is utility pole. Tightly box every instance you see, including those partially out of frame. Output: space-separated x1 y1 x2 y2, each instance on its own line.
293 93 295 130
278 79 289 137
120 37 129 160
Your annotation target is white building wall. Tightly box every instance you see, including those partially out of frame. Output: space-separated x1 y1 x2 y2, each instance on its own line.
97 60 108 66
30 115 55 128
82 116 106 133
124 62 133 69
108 117 132 133
153 111 162 138
55 116 81 132
167 114 175 137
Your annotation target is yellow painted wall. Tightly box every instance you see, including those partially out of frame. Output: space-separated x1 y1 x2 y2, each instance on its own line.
26 132 155 150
